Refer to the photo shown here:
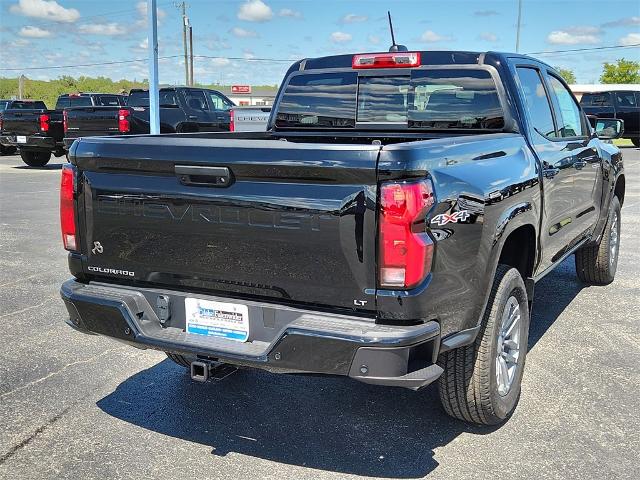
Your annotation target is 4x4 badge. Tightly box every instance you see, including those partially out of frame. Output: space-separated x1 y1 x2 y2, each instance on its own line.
92 241 104 255
431 211 471 226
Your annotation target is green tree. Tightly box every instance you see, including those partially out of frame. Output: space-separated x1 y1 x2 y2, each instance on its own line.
555 67 576 84
600 58 640 84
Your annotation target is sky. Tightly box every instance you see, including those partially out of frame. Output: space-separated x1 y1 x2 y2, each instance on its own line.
0 0 639 85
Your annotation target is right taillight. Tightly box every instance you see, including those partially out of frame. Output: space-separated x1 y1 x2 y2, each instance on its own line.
60 164 77 251
63 110 68 133
229 109 235 132
379 179 435 289
118 108 130 133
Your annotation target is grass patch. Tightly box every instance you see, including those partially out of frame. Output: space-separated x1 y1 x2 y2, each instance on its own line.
613 138 634 147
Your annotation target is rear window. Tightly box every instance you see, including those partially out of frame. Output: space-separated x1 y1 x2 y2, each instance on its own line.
7 101 47 110
127 90 178 107
275 68 504 130
95 95 123 106
66 96 93 107
580 93 612 107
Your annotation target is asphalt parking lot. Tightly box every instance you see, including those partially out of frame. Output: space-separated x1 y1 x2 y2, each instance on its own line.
0 148 638 480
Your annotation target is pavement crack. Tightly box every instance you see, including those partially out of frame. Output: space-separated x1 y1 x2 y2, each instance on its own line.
0 347 126 400
0 406 72 465
0 296 57 320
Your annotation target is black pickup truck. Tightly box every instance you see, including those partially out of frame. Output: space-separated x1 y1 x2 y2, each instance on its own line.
0 99 47 155
0 93 126 166
580 89 640 146
60 50 625 425
63 87 235 149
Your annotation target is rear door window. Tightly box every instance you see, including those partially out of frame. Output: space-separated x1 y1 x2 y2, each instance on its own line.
615 91 637 107
183 90 209 110
516 67 557 138
547 75 586 138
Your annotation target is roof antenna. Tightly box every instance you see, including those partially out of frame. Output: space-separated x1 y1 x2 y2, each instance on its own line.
387 11 408 52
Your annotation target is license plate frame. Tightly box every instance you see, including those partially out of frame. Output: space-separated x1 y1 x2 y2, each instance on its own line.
16 136 27 144
185 297 250 342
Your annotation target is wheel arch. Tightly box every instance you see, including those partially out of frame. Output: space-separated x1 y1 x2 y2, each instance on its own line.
614 174 625 205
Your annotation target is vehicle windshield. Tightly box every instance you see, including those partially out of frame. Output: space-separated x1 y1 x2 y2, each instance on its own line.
275 68 504 131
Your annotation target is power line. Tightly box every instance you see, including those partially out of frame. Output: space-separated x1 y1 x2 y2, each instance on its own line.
0 55 293 71
526 43 640 56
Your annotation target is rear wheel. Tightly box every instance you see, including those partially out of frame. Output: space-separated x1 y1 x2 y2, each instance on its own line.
575 196 621 285
438 265 530 425
165 352 195 368
1 145 17 155
631 138 640 148
20 149 51 167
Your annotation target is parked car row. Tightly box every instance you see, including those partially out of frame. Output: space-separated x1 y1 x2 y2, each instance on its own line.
0 87 271 166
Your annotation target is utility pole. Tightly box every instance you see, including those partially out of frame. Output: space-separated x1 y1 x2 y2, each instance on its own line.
189 24 194 86
18 74 25 99
515 0 523 53
148 0 160 134
175 2 190 86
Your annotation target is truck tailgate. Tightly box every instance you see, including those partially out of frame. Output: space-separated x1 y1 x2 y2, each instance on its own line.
72 135 380 313
1 111 43 136
65 107 121 138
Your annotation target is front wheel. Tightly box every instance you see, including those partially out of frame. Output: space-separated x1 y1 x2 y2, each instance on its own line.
438 265 530 425
20 149 51 167
575 196 621 285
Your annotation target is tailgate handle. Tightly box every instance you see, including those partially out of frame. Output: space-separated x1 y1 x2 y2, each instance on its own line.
175 165 232 187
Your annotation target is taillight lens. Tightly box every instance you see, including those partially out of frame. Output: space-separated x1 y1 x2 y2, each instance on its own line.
0 115 3 131
60 165 77 251
229 109 235 132
118 109 130 133
353 52 421 69
39 113 50 132
379 179 435 289
63 110 68 133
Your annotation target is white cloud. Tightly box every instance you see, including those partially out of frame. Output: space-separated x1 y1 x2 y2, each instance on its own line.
341 14 368 23
78 23 127 36
230 27 258 38
210 57 231 67
368 34 381 45
279 8 301 19
419 30 452 43
19 25 51 38
479 32 498 42
135 1 167 24
9 0 80 23
138 38 148 50
330 31 352 43
547 30 600 45
619 32 640 46
602 16 640 28
237 0 273 22
243 49 256 59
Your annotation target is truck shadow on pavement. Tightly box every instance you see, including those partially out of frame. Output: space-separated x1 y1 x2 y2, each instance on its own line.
97 257 583 478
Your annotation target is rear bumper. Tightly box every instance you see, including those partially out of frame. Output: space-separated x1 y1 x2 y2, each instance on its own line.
0 134 62 151
60 279 443 390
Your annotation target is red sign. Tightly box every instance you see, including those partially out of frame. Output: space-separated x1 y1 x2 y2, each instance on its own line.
231 85 252 94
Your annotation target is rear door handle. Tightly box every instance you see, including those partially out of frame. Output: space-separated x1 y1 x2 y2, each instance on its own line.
175 165 232 187
543 168 560 179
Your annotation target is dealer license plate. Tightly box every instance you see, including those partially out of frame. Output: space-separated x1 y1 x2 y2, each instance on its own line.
185 298 249 342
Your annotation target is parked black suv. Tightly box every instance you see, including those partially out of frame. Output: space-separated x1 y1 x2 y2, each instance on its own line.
580 90 640 146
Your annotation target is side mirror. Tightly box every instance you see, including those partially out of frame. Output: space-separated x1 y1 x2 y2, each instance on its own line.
595 118 624 140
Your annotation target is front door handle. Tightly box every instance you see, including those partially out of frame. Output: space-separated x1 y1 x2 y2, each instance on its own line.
543 168 560 179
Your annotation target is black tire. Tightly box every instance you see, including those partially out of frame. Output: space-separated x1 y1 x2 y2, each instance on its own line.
165 352 193 368
20 150 51 167
631 138 640 148
575 196 621 285
438 265 530 425
1 145 17 155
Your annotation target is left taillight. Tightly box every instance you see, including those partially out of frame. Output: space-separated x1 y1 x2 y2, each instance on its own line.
379 179 435 289
39 113 50 132
60 164 77 251
229 109 235 132
118 108 130 133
